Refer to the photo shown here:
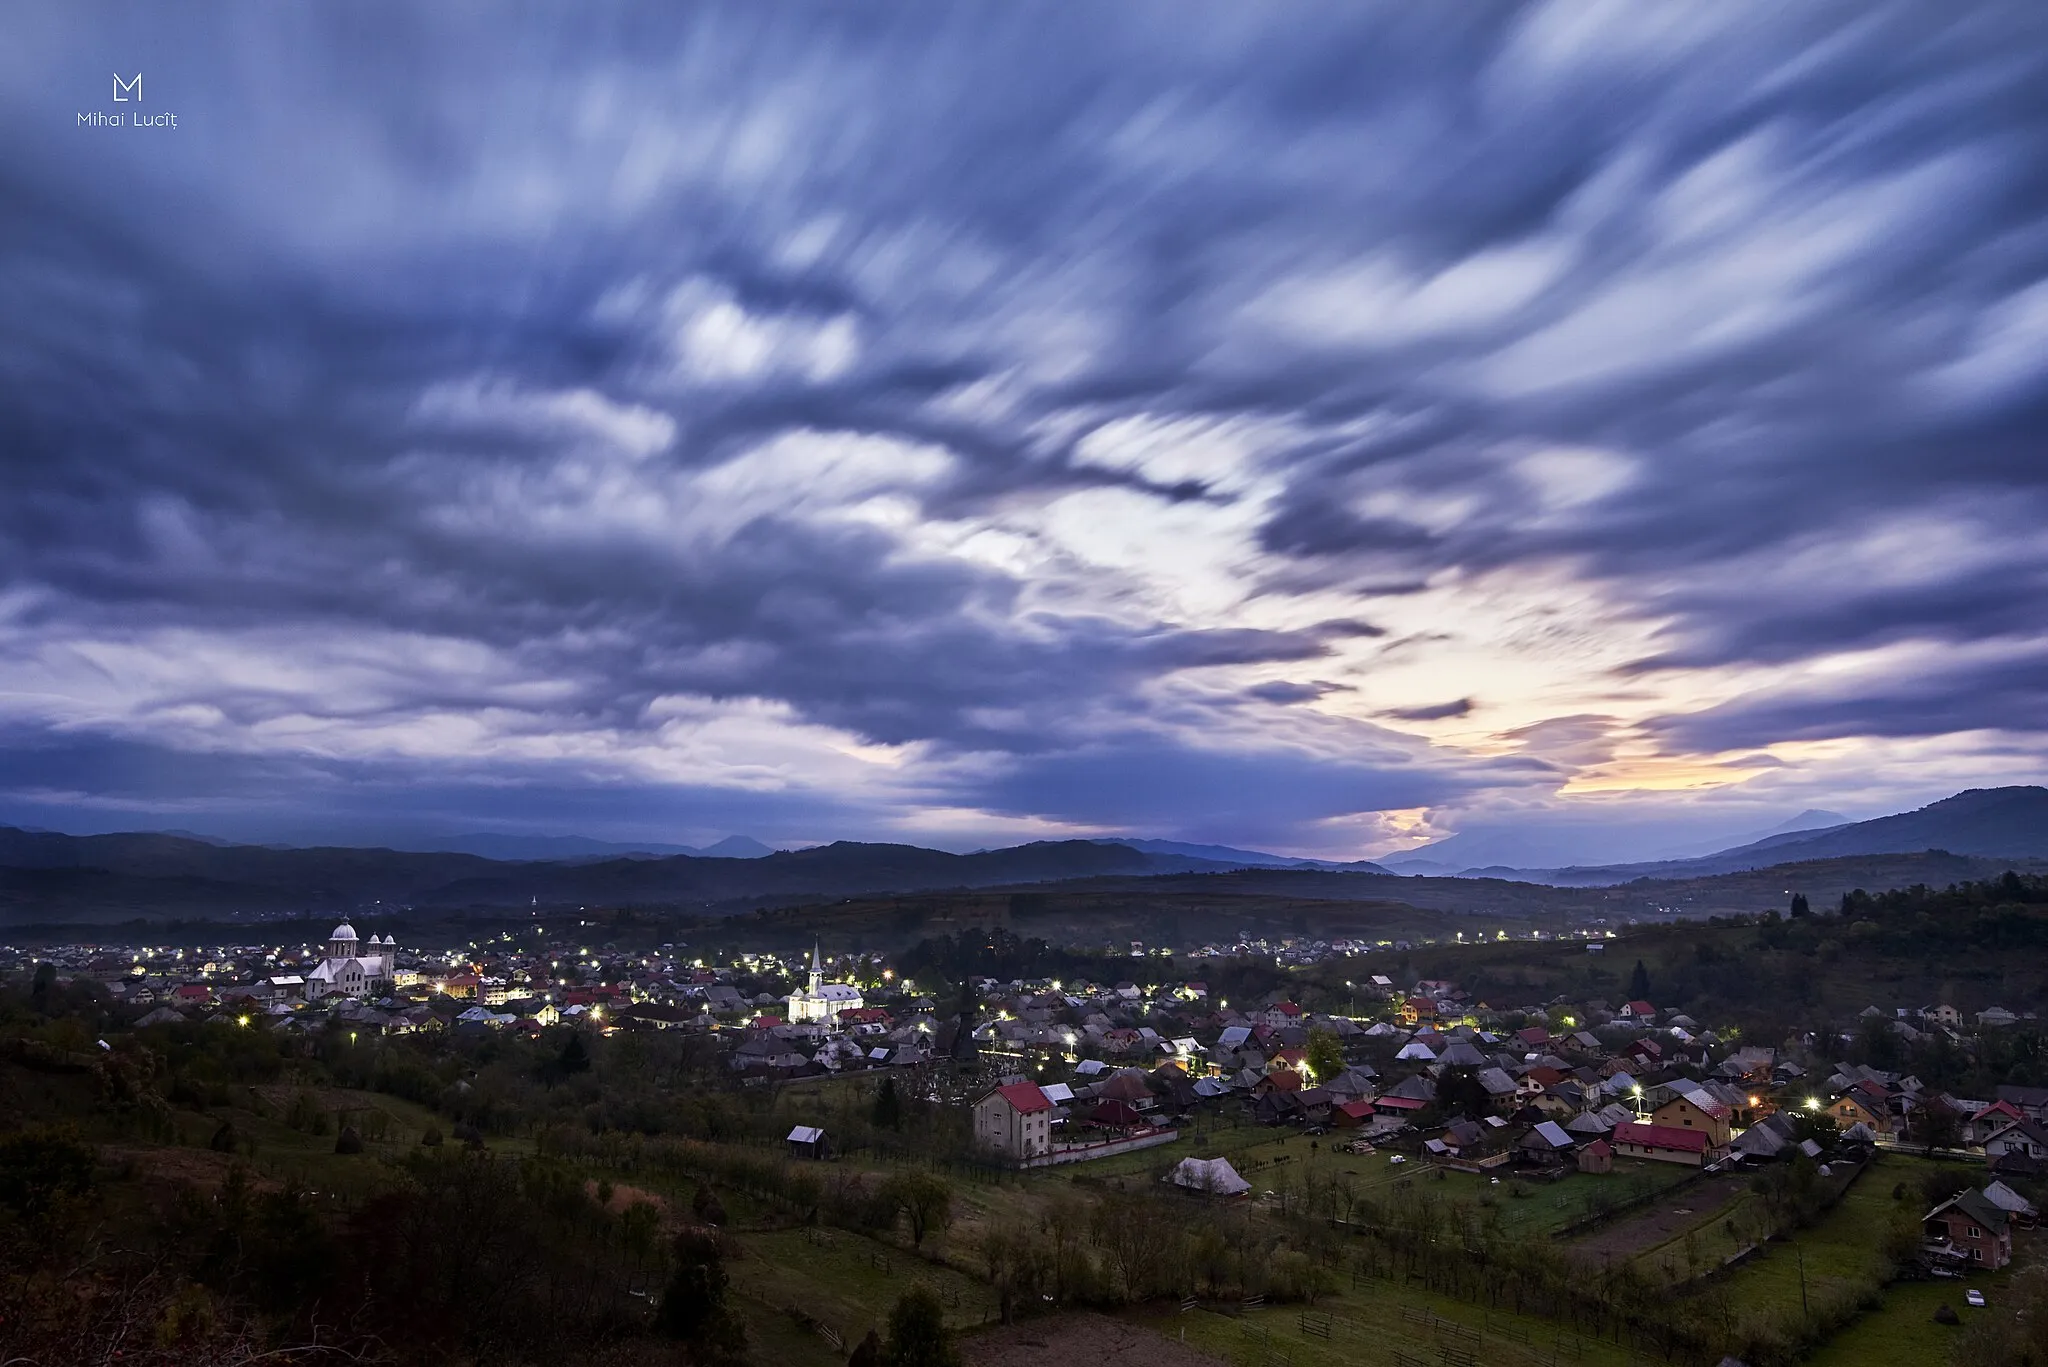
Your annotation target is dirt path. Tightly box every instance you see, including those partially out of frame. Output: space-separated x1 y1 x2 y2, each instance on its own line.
963 1312 1228 1367
1566 1173 1749 1264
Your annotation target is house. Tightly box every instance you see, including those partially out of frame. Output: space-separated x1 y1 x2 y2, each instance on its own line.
1618 1000 1656 1022
785 1125 831 1159
1252 1068 1303 1098
1577 1138 1614 1174
1824 1083 1892 1134
1983 1118 2048 1164
1981 1180 2039 1226
1519 1120 1576 1162
1252 1091 1306 1126
1166 1156 1250 1196
1995 1084 2048 1125
1964 1100 2027 1146
974 1081 1054 1160
1084 1096 1146 1131
1332 1099 1376 1128
1924 1189 2013 1269
1297 1087 1334 1125
1612 1120 1723 1166
1651 1090 1733 1148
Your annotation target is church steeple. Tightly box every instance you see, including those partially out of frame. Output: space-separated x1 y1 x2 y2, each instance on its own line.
808 941 823 994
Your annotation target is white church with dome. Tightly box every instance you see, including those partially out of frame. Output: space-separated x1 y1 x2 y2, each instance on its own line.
306 923 398 1001
785 943 863 1024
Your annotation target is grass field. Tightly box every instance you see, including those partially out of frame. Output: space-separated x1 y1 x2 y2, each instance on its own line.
1155 1271 1675 1367
1804 1275 1987 1367
1701 1165 1902 1320
726 1225 1003 1358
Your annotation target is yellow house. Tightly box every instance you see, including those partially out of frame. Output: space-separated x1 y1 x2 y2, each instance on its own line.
1651 1090 1733 1148
1827 1091 1891 1134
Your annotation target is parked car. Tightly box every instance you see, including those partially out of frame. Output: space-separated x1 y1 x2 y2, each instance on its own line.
1967 1290 1987 1308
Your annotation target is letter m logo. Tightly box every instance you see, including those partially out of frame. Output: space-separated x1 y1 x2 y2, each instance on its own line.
114 73 142 102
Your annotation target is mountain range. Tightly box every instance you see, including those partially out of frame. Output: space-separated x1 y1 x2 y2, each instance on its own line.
388 833 778 862
1378 808 1851 875
0 827 1384 925
1438 787 2048 885
0 785 2039 925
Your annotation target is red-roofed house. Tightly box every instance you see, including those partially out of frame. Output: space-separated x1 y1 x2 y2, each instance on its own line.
1965 1100 2027 1147
1619 1000 1656 1021
1652 1091 1734 1147
1253 1067 1304 1097
1264 1001 1305 1028
974 1081 1054 1161
1612 1121 1723 1166
1332 1099 1376 1128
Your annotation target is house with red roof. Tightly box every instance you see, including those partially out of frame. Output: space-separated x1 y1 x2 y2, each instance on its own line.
1964 1100 2028 1147
1332 1099 1376 1128
974 1080 1054 1161
1612 1120 1724 1166
1653 1090 1734 1147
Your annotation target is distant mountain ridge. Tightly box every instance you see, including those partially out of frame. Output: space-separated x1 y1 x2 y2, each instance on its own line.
400 833 778 861
0 786 2035 923
1381 807 1850 874
1091 837 1392 873
0 826 1349 923
1445 786 2048 886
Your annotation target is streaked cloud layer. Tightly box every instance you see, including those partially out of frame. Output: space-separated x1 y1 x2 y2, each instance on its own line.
1 2 2045 859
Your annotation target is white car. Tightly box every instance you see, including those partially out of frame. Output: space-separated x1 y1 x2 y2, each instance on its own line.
1966 1290 1986 1308
1389 1154 1407 1164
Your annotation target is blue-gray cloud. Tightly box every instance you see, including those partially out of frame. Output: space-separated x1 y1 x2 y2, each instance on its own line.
0 2 2045 852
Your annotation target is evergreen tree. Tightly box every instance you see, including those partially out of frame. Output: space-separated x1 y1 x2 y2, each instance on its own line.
558 1032 592 1075
881 1284 960 1367
1789 892 1811 918
655 1230 748 1365
28 961 55 1013
1627 959 1652 1001
1435 1066 1490 1121
691 1180 728 1227
872 1075 902 1130
848 1329 884 1367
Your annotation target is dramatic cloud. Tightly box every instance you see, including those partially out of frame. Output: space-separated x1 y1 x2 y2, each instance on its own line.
0 3 2044 857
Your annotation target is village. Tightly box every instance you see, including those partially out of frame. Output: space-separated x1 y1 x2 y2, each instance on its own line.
10 919 2042 1288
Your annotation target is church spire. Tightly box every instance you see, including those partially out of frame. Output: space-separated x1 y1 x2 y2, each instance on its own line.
809 941 822 994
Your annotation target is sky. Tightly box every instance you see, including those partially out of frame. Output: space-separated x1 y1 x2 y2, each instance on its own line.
1 3 2046 863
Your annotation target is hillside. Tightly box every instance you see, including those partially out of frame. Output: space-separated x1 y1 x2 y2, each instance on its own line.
0 828 1286 925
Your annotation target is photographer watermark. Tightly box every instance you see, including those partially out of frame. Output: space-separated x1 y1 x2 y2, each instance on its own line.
79 72 178 129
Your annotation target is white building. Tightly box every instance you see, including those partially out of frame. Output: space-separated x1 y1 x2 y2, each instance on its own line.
785 943 863 1024
973 1081 1054 1160
306 924 397 1001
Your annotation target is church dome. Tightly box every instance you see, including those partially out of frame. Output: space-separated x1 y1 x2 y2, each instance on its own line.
330 923 359 942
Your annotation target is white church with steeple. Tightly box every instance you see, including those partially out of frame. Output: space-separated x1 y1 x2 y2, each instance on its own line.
784 943 863 1024
306 923 398 1001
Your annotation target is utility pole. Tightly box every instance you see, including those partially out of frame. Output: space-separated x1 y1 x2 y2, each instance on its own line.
1798 1244 1808 1316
